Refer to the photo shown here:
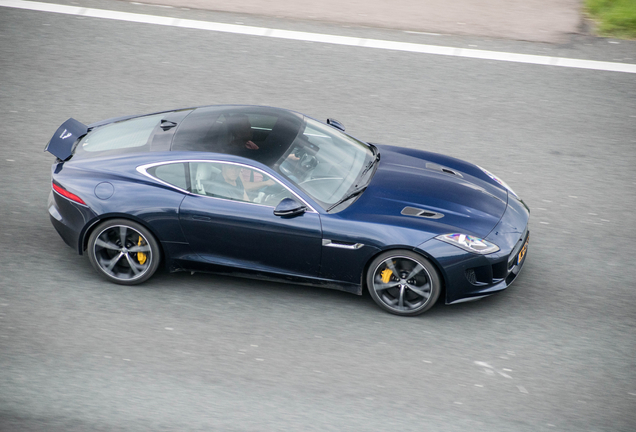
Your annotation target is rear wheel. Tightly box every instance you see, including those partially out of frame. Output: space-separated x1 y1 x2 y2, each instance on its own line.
87 219 160 285
367 250 441 316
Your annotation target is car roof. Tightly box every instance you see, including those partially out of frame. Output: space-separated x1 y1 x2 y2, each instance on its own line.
71 105 304 164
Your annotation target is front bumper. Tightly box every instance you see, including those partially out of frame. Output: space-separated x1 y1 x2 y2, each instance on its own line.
416 194 530 304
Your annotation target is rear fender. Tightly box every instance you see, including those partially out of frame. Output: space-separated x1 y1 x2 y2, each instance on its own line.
79 213 166 262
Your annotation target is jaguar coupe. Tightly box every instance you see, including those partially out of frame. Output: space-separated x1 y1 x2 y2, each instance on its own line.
46 105 530 316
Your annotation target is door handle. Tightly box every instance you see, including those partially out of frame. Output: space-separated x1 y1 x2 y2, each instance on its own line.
192 215 211 221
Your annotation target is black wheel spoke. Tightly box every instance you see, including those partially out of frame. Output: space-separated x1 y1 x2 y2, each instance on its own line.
102 252 124 272
128 244 150 253
374 281 399 292
95 238 120 251
385 260 399 274
405 283 430 299
119 226 128 247
397 286 405 309
124 253 143 275
406 263 423 280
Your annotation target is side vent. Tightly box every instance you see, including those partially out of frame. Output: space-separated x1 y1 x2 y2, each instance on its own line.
401 206 444 219
426 163 463 178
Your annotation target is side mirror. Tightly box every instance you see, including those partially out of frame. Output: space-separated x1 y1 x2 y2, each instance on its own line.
274 197 307 218
326 118 345 132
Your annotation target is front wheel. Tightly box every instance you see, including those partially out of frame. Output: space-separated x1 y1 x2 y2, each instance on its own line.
366 250 441 316
87 219 160 285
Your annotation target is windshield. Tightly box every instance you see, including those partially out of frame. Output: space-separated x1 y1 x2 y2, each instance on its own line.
171 107 375 210
276 117 374 209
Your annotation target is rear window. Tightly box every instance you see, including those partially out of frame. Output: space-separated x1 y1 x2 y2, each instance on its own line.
78 114 162 153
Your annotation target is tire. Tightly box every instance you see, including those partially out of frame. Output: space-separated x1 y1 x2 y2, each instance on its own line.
87 219 160 285
366 250 441 316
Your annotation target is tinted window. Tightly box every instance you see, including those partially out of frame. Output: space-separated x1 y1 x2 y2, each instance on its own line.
172 107 302 165
80 114 162 153
189 161 293 206
148 163 188 190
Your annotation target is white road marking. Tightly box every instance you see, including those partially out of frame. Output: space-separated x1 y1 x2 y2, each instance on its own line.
517 385 528 393
1 0 635 74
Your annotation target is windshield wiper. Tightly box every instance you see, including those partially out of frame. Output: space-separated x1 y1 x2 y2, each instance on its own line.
326 146 378 212
327 186 368 212
359 148 380 179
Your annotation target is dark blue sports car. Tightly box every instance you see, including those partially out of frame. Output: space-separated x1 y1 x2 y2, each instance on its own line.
46 105 529 316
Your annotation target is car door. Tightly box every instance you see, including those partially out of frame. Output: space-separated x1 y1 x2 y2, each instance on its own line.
178 161 322 278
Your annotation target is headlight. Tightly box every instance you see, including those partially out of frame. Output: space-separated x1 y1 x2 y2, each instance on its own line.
477 165 519 199
436 233 500 254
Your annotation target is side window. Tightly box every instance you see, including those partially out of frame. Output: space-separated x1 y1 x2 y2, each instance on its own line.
189 162 294 206
147 163 188 190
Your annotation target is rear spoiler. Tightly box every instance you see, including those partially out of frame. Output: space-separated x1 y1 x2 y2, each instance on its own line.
44 118 89 161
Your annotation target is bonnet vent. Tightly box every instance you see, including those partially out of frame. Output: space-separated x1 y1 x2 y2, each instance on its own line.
426 163 463 178
401 206 444 219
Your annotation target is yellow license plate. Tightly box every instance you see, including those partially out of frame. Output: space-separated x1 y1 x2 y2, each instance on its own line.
517 236 529 265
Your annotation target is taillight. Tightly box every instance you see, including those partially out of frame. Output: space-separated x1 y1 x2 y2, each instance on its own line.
52 182 87 206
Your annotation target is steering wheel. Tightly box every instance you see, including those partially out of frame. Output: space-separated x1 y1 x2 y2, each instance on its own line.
251 184 287 206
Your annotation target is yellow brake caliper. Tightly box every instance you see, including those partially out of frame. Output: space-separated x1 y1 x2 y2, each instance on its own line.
137 236 147 265
380 268 393 283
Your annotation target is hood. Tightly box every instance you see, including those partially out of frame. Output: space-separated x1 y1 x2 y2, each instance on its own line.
345 146 508 238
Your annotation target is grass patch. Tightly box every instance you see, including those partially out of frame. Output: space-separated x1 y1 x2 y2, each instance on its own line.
585 0 636 39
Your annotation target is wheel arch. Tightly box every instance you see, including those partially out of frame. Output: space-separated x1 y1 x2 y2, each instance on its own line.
360 246 447 299
79 213 167 267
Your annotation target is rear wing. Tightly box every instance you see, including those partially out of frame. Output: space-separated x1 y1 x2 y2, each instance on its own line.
44 118 89 161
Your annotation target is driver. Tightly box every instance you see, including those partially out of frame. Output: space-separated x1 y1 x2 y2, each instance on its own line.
214 164 249 202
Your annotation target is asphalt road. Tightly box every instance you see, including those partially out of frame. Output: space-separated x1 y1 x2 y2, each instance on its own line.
1 2 635 431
